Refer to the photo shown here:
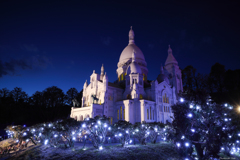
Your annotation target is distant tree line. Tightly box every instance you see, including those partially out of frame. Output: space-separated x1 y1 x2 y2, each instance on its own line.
182 62 240 105
0 86 82 136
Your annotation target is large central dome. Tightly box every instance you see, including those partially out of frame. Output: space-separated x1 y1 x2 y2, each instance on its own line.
116 27 148 79
119 44 145 62
119 27 145 62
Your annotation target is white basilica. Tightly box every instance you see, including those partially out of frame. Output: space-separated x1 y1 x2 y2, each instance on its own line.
70 27 183 124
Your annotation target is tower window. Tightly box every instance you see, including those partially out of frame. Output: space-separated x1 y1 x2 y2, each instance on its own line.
117 110 119 120
140 94 143 99
120 106 122 120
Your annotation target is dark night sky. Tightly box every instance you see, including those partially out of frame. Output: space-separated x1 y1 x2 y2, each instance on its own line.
0 0 239 96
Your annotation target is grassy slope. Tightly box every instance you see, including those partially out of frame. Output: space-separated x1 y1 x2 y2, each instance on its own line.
5 142 181 160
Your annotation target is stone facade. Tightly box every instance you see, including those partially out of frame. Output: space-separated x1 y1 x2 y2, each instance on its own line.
70 27 183 124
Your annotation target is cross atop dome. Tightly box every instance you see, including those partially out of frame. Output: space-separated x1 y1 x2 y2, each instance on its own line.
129 26 135 44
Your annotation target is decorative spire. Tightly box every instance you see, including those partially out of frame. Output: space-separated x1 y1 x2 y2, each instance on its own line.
168 45 172 54
132 50 136 62
129 26 135 44
160 64 164 74
101 64 104 75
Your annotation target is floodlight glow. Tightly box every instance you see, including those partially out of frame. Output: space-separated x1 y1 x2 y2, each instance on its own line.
185 142 189 147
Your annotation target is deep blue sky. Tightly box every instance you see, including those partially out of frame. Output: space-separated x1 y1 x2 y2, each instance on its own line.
0 0 239 96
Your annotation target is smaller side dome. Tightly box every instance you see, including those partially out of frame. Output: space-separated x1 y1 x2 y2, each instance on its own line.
127 50 142 74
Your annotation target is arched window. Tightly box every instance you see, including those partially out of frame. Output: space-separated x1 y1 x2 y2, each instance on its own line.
150 107 152 120
120 106 122 120
147 109 149 119
124 108 125 120
140 94 143 99
117 110 119 120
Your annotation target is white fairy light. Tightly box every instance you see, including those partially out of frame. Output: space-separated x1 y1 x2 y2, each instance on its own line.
44 139 48 145
95 125 98 128
188 113 192 118
225 103 228 107
189 104 193 108
98 121 101 124
191 129 195 132
119 133 122 136
185 142 189 147
176 143 180 147
126 131 129 133
224 118 228 122
104 124 107 128
82 124 86 128
108 127 111 130
99 146 103 150
54 134 58 138
181 136 185 139
72 132 75 135
180 98 184 102
73 137 76 140
23 132 27 136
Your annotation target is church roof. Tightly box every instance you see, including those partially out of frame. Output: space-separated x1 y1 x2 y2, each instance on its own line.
165 45 178 66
